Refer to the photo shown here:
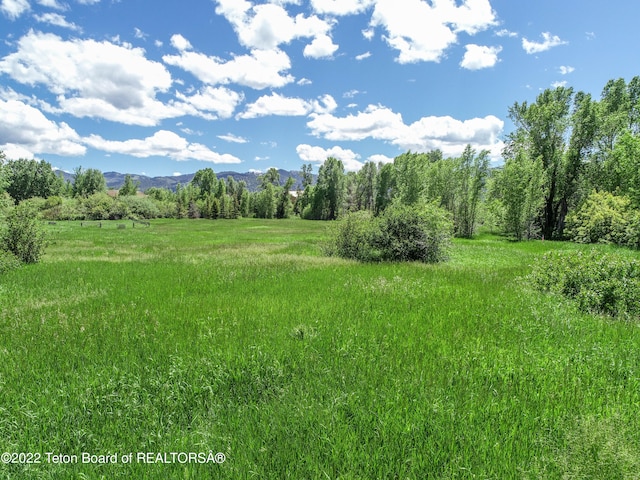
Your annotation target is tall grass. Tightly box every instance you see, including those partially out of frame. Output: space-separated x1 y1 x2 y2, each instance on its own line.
1 220 639 478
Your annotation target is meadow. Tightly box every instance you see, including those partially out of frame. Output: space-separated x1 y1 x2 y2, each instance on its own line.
1 218 639 479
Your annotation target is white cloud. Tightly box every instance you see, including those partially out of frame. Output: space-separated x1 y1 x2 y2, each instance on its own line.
495 28 517 38
552 81 567 88
134 28 147 40
170 33 192 51
0 31 184 126
343 89 362 98
308 104 405 141
367 153 393 164
310 0 374 16
296 144 363 171
237 92 336 119
370 0 497 63
307 104 504 159
297 77 312 86
0 99 86 157
460 44 501 70
559 65 575 75
218 133 248 143
84 130 242 163
34 12 82 31
522 32 567 54
355 51 371 61
303 34 339 59
175 86 244 119
214 0 336 54
163 44 294 90
37 0 65 9
1 0 30 19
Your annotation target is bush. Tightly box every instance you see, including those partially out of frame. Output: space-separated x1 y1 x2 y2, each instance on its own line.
116 196 161 220
0 249 21 275
327 203 452 263
565 191 630 245
0 192 13 218
82 192 114 220
325 210 381 261
529 249 640 320
41 198 84 221
1 203 47 264
623 210 640 249
373 203 453 263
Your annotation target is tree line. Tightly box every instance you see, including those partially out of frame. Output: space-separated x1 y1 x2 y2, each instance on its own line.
1 76 640 247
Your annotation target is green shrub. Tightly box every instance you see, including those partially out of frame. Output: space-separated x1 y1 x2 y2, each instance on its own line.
373 203 453 263
623 210 640 249
325 210 381 262
565 191 630 245
0 249 21 274
82 192 114 220
327 203 452 263
42 198 84 221
0 203 47 264
118 196 161 219
530 250 640 320
0 192 13 218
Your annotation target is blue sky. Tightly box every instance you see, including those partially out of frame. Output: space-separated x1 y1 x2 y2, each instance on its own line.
1 0 639 177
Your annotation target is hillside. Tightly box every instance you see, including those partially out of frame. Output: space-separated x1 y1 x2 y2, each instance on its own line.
58 169 312 192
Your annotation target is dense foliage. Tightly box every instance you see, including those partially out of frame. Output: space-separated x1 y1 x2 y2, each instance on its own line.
530 249 640 320
1 203 47 264
327 202 452 263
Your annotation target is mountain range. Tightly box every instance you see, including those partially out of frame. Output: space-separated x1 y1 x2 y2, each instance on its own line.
58 169 312 193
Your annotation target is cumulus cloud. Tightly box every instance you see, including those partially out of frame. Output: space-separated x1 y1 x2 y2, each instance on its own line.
460 44 502 70
303 34 339 58
0 31 188 126
1 0 30 19
175 86 244 119
163 42 295 90
0 99 86 157
367 153 394 164
355 51 371 60
214 0 337 56
84 130 242 163
238 92 336 119
370 0 497 63
559 65 575 75
170 33 192 51
296 144 363 171
522 32 567 54
307 104 504 159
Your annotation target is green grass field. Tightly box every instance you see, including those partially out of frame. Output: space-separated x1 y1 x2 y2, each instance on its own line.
1 218 640 479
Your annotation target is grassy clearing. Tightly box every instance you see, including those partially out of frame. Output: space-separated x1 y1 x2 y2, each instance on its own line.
1 219 639 478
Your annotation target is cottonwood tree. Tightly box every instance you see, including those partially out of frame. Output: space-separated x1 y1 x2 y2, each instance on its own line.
73 166 106 198
355 161 378 212
507 87 596 239
308 157 345 220
492 146 545 240
118 174 139 196
5 158 62 203
453 145 490 238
